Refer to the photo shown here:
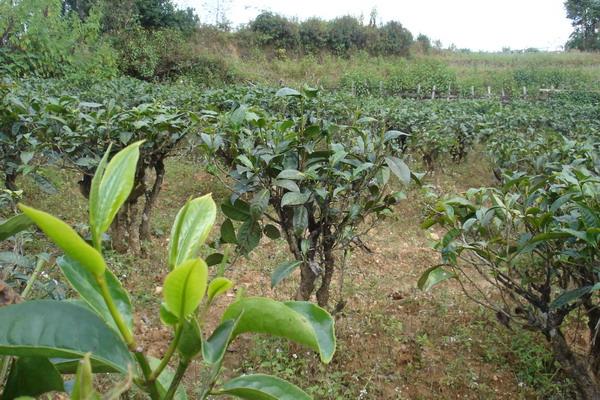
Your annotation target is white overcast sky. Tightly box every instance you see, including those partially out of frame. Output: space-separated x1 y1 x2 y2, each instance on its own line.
175 0 574 51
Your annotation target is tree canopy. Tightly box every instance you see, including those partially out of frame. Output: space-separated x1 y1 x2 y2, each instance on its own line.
565 0 600 51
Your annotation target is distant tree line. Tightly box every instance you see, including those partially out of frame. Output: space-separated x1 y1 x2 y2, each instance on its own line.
565 0 600 51
1 0 431 82
243 11 431 57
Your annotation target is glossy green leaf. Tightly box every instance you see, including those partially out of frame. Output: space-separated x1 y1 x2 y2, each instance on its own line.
57 256 133 334
418 266 456 291
385 156 411 185
281 192 311 207
292 206 308 236
271 261 302 288
0 301 133 373
237 220 262 255
275 87 303 97
222 199 251 221
250 189 270 219
215 374 311 400
168 195 217 269
277 169 304 180
89 141 142 243
206 253 224 267
207 277 234 304
3 357 64 400
202 318 237 365
18 205 106 277
220 219 237 244
263 224 281 240
88 143 111 247
159 303 178 326
282 301 336 363
177 318 203 360
550 283 600 309
163 259 208 319
237 155 254 169
274 179 300 193
529 231 574 243
0 214 32 241
222 297 335 363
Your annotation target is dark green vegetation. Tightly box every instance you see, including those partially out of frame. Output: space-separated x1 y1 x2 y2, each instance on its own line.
1 142 336 399
4 0 600 91
3 0 600 398
1 72 599 398
565 0 600 51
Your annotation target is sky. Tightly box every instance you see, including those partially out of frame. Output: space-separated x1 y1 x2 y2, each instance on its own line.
175 0 574 52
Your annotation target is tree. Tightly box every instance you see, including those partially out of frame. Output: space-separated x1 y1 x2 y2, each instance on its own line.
327 15 365 55
201 87 415 307
565 0 600 51
135 0 198 32
299 18 329 54
61 0 199 32
61 0 96 19
415 33 432 54
421 165 600 399
249 11 299 50
0 142 336 399
376 21 413 56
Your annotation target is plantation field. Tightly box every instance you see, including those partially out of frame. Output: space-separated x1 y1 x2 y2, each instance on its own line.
231 51 600 95
1 76 599 399
15 153 561 399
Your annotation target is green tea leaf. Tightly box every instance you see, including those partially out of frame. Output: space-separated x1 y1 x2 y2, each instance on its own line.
237 220 262 255
205 253 224 267
0 301 133 373
550 283 600 309
250 189 270 219
271 260 302 288
163 259 208 319
222 199 251 222
222 297 335 363
168 195 217 269
0 214 32 241
274 179 300 192
277 169 304 180
177 318 202 360
281 192 311 207
418 265 455 291
89 141 142 243
220 219 237 244
275 87 303 97
207 277 234 304
19 205 106 277
385 156 411 185
215 374 311 400
3 357 64 399
57 256 133 334
263 224 281 240
159 303 178 326
202 318 238 365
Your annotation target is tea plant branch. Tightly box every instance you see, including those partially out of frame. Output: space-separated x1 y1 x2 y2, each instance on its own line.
97 274 134 345
149 323 184 382
20 257 45 299
96 273 161 400
164 359 190 400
